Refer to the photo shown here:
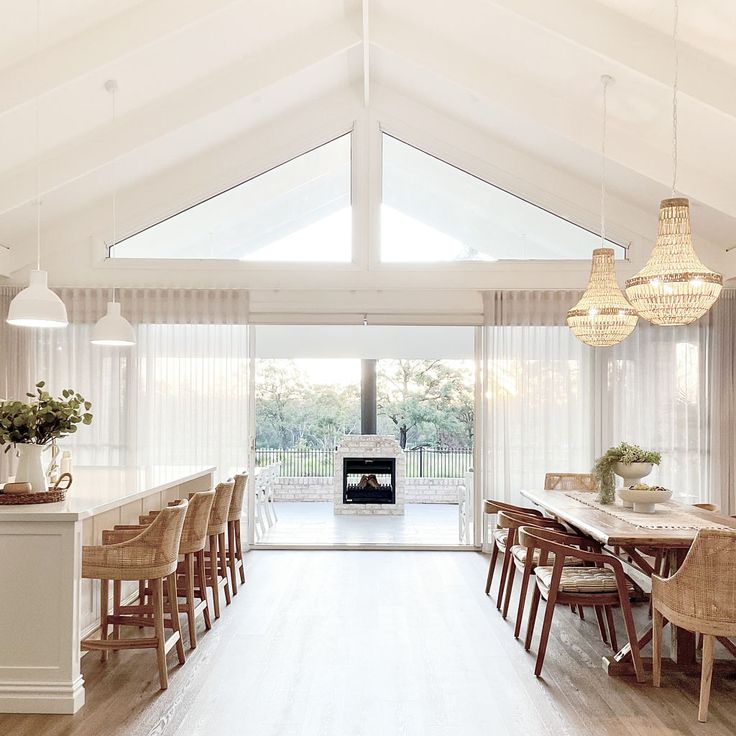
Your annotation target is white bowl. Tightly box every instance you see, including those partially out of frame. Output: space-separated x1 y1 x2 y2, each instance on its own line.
617 487 672 514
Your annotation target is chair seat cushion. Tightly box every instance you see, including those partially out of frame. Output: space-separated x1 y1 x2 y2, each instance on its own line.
510 545 584 567
493 529 509 550
534 566 635 595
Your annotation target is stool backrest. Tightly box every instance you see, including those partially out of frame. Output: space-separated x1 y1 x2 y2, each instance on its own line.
207 481 234 535
142 500 189 570
544 473 597 491
228 472 249 522
180 490 216 554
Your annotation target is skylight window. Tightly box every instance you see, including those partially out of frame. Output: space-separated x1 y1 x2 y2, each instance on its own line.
381 134 625 262
112 134 352 262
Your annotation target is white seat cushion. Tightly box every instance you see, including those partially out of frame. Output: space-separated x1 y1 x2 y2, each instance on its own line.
534 565 635 595
493 529 509 550
510 545 583 567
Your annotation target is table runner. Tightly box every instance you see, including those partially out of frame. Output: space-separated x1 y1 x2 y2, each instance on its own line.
564 492 733 531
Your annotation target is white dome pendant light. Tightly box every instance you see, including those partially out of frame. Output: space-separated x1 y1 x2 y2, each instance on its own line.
91 80 135 347
567 75 638 347
625 0 722 325
7 0 68 329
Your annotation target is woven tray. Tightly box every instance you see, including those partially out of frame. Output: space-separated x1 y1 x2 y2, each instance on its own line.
0 488 67 505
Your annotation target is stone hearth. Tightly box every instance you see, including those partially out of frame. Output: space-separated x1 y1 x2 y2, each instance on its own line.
334 435 405 515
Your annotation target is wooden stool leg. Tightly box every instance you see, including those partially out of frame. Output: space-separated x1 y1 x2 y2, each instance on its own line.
100 578 109 663
209 535 221 619
152 578 168 690
167 572 186 665
227 521 238 597
501 561 516 619
652 607 663 688
496 547 511 609
577 605 585 621
514 559 533 639
698 634 714 723
524 585 542 651
218 532 231 605
185 553 197 648
235 520 245 585
485 543 499 595
112 580 121 640
197 549 212 630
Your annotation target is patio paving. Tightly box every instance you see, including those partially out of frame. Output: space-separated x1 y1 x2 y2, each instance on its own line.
257 502 469 546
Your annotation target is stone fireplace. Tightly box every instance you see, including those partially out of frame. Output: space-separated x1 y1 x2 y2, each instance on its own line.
334 435 405 515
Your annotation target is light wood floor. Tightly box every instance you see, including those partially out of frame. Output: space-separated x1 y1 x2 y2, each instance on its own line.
258 502 466 546
3 551 735 736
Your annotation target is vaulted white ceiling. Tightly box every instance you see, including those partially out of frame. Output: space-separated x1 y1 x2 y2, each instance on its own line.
0 0 735 289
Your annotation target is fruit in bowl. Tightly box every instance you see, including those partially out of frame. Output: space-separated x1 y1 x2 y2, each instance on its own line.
617 484 672 513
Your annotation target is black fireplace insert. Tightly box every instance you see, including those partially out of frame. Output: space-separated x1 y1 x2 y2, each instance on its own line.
343 457 396 504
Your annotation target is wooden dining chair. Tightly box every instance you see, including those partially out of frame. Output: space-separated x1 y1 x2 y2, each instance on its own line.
497 510 585 641
519 525 644 683
652 529 736 723
80 501 188 690
692 503 719 513
483 499 544 597
544 473 597 491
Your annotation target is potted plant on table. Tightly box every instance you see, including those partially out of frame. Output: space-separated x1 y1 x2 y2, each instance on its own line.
593 442 661 505
0 382 93 492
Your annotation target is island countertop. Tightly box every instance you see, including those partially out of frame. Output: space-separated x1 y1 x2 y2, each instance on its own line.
0 465 216 522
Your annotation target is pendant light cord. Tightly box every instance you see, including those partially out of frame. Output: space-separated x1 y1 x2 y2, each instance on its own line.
34 0 41 271
106 79 119 304
671 0 679 196
600 75 610 248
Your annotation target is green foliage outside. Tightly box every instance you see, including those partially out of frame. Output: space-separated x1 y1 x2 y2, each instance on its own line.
256 359 474 451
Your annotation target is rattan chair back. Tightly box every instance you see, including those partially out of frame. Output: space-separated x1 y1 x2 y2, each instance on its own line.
83 500 188 581
180 490 216 554
207 481 234 536
544 473 597 491
228 473 248 522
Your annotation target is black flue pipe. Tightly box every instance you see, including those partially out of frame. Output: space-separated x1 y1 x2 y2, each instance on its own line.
361 359 377 434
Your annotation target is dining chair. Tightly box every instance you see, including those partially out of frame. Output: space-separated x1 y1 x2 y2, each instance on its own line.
483 499 544 599
692 503 719 513
519 525 644 683
652 529 736 723
80 501 188 690
544 473 597 492
111 490 216 649
497 510 586 641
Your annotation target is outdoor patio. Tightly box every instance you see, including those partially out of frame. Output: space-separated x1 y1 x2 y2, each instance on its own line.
257 501 465 546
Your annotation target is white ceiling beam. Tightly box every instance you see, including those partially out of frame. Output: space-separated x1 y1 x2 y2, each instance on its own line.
0 0 244 117
0 23 360 219
483 0 736 120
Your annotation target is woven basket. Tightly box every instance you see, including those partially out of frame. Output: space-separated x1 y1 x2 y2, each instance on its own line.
0 488 66 505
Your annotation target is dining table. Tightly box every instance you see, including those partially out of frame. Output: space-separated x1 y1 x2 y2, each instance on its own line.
520 488 736 677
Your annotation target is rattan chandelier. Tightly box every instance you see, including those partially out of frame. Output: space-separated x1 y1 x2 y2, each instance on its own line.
567 76 638 347
624 0 722 325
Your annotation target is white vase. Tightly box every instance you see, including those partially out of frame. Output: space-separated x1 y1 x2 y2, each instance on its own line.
15 443 49 493
614 462 653 508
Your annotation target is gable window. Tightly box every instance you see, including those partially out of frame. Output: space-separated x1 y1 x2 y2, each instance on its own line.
381 133 625 262
112 134 352 262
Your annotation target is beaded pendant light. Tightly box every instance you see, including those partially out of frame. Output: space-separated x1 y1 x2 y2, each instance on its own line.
567 75 638 347
625 0 722 325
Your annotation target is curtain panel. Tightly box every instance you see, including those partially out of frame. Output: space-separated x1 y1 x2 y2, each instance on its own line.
481 290 721 526
2 288 250 482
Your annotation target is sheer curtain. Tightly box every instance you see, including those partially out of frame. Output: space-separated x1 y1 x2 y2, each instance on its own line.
482 290 717 525
482 291 594 508
12 288 250 481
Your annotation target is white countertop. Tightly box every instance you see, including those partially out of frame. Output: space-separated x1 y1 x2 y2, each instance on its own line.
0 465 216 522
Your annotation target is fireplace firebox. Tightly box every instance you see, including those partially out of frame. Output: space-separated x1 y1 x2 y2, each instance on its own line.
343 457 396 504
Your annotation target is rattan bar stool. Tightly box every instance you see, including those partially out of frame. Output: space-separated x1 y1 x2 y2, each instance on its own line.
112 490 216 649
202 481 234 619
80 501 188 690
227 473 248 595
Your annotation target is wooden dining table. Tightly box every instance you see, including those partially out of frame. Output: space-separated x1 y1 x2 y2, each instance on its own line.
520 489 736 677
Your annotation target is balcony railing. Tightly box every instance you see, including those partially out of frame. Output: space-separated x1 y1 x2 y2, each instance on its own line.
255 447 473 479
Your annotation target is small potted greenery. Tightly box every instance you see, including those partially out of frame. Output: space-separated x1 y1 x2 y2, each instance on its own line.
0 382 93 492
593 442 661 505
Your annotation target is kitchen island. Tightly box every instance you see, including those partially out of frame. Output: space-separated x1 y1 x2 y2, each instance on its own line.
0 465 215 714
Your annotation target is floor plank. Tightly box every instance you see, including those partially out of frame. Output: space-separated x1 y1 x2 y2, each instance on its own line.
1 551 734 736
